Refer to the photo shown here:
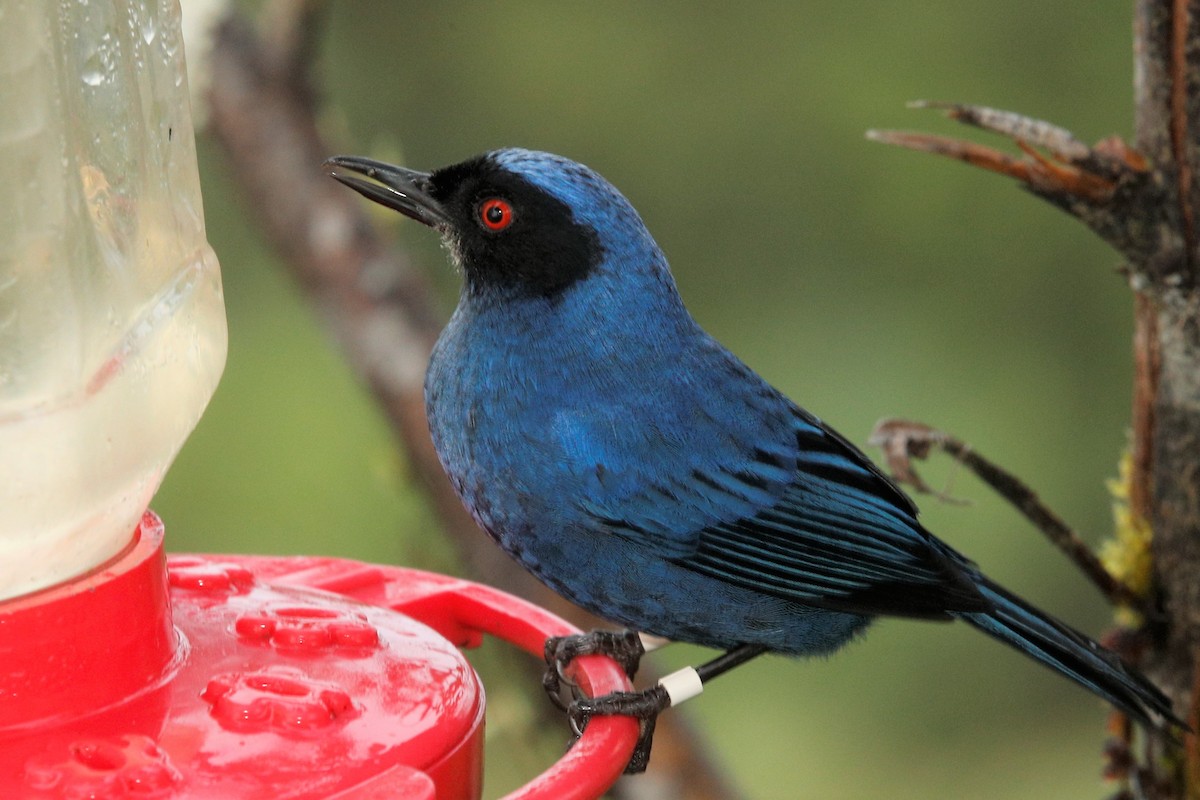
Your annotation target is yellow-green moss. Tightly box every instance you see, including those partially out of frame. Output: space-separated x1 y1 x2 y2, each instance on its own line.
1101 450 1154 626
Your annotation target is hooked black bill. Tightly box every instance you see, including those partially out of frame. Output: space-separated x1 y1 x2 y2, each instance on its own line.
327 150 605 298
324 155 449 228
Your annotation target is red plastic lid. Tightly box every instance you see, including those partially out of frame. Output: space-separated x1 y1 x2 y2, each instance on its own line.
0 513 639 799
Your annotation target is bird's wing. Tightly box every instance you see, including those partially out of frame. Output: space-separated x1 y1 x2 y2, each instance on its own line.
675 410 991 619
564 338 989 620
575 392 991 620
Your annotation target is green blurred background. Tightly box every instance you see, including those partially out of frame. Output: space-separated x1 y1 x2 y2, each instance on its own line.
160 2 1138 797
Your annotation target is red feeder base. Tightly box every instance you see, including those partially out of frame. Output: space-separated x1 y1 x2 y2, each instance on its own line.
0 512 639 799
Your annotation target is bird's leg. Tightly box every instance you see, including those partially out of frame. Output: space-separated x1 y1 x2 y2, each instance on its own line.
568 644 767 774
543 629 652 711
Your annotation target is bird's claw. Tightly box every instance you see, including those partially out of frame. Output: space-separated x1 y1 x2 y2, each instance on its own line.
545 628 647 678
567 685 670 774
543 630 662 772
541 662 573 713
543 629 646 712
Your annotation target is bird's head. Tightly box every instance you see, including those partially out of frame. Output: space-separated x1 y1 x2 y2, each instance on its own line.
325 148 670 301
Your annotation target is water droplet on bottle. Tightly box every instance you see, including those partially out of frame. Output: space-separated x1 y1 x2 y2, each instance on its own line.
82 64 104 87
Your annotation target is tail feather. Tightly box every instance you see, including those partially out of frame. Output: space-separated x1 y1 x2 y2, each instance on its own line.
957 577 1181 730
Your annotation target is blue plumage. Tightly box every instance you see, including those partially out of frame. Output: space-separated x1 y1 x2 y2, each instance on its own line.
326 148 1177 738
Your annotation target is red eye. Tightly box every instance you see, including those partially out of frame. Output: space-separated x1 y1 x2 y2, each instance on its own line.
479 198 514 231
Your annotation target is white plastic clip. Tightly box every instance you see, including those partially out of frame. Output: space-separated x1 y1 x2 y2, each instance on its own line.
658 666 704 707
638 632 671 653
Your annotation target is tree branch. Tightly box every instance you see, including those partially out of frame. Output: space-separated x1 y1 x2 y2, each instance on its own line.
868 418 1150 615
868 102 1173 271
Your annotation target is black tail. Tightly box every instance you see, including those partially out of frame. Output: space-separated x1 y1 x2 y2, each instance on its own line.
956 576 1182 730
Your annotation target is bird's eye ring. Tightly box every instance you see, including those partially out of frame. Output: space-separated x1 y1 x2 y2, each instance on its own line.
479 198 514 232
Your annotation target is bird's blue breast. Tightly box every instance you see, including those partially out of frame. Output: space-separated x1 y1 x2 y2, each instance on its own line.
425 257 869 651
428 275 778 539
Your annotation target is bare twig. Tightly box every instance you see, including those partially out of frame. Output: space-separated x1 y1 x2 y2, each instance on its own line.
867 101 1176 274
867 102 1139 204
865 129 1038 184
204 3 743 798
868 418 1150 615
911 101 1093 163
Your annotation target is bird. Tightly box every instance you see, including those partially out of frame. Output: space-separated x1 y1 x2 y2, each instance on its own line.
325 147 1181 771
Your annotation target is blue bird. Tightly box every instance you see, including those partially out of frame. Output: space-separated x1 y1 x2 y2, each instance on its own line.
325 148 1179 770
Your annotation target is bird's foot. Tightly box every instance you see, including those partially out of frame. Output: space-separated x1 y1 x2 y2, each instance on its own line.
543 629 646 712
568 684 670 774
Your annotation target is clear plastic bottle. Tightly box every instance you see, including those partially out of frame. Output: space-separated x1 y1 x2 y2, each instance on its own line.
0 0 227 599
